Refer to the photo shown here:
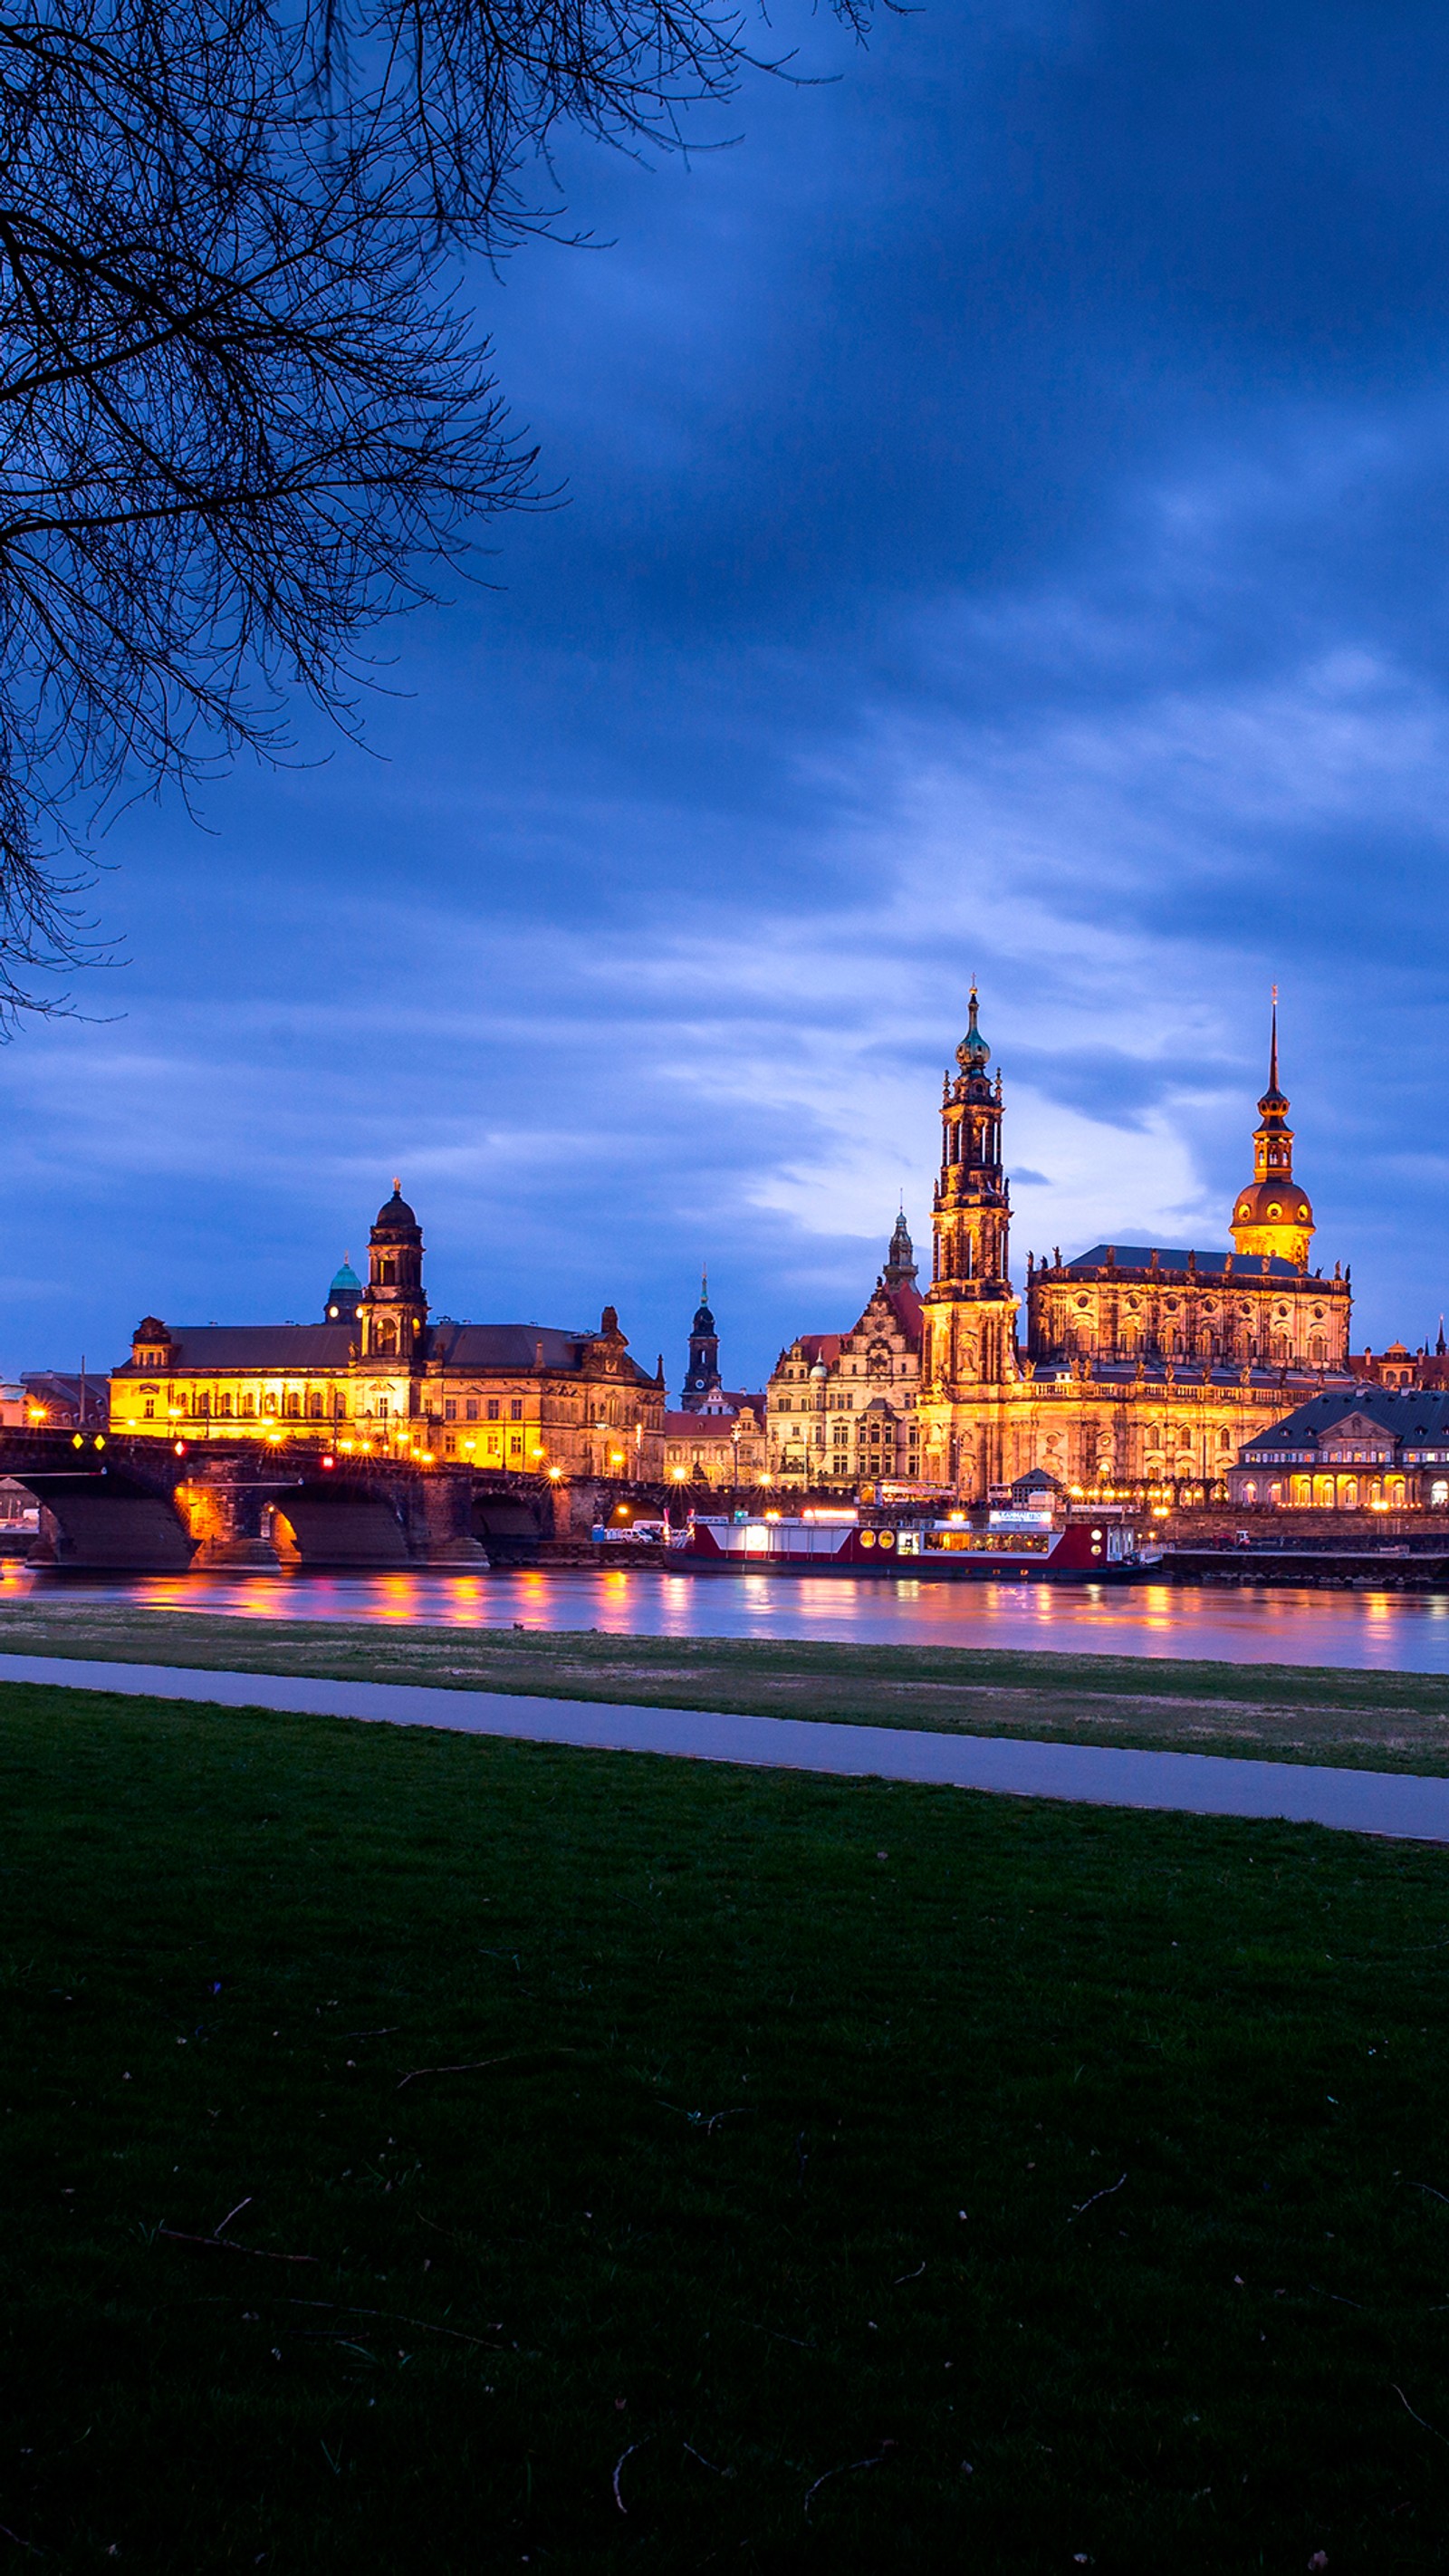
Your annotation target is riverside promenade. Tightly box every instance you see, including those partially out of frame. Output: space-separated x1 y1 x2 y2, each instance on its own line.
5 1650 1449 1843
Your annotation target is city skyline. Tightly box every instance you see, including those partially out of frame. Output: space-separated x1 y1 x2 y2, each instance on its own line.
3 2 1448 1386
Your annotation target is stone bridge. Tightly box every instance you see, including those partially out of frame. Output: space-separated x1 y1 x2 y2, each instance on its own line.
0 1431 672 1572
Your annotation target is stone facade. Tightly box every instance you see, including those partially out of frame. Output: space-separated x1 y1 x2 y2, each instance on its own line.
663 1399 767 1488
767 1216 925 1489
916 994 1350 1501
772 993 1354 1505
111 1185 666 1480
1229 1388 1449 1513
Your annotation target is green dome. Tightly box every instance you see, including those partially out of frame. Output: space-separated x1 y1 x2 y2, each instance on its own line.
956 985 991 1072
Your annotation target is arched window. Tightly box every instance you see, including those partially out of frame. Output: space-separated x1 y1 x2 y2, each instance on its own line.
1432 1479 1448 1509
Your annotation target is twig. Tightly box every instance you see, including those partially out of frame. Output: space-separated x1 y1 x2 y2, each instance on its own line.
683 2441 734 2477
1408 2181 1449 2207
753 2324 815 2349
892 2260 926 2284
1393 2385 1449 2446
658 2102 752 2135
283 2300 504 2350
341 2026 400 2040
0 2526 43 2556
1070 2173 1127 2220
396 2046 577 2091
158 2227 318 2264
1308 2284 1365 2309
803 2452 887 2516
213 2196 253 2238
613 2437 649 2513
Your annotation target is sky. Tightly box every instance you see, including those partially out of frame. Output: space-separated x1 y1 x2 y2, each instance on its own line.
6 0 1449 1393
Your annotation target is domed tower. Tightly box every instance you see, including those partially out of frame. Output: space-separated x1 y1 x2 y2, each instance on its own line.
359 1183 427 1361
323 1254 363 1324
923 985 1019 1386
681 1270 722 1412
1230 1000 1315 1271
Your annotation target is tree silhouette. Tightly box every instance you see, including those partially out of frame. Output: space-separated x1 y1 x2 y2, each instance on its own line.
0 0 876 1020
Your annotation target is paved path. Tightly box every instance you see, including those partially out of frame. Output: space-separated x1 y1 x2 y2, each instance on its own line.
2 1651 1449 1843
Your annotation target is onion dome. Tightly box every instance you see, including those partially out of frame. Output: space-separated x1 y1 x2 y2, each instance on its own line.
692 1266 715 1335
956 984 991 1074
1230 996 1315 1267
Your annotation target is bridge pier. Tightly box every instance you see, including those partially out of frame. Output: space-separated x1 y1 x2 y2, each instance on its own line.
404 1471 488 1565
178 1474 282 1570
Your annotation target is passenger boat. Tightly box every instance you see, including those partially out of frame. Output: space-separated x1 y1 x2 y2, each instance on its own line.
683 1504 1158 1581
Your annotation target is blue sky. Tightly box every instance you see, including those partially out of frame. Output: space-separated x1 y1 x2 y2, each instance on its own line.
7 0 1449 1392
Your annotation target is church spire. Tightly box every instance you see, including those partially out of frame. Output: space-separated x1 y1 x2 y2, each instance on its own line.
682 1269 722 1411
1229 993 1315 1271
884 1204 917 1289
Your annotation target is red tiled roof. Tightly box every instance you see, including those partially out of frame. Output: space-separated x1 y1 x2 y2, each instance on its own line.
884 1284 924 1343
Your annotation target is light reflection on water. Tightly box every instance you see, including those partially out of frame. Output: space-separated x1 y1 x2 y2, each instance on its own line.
2 1557 1449 1672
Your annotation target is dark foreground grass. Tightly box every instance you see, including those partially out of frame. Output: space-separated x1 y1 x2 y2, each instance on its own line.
5 1685 1449 2570
5 1598 1449 1771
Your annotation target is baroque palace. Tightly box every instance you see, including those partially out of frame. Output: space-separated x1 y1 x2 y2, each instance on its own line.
110 1183 667 1479
767 993 1353 1502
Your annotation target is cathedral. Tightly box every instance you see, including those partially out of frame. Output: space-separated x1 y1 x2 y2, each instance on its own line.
771 993 1352 1503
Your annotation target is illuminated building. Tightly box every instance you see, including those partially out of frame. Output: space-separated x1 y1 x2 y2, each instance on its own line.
767 1213 925 1488
774 994 1352 1503
110 1183 665 1478
1230 1388 1449 1513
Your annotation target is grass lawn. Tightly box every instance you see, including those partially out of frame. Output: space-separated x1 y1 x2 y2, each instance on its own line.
5 1682 1449 2568
3 1596 1449 1770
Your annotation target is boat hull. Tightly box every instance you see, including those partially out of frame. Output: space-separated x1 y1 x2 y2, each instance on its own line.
684 1517 1154 1581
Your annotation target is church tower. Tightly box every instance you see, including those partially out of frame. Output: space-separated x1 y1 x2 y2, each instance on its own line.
883 1206 918 1289
922 987 1020 1392
359 1183 428 1361
681 1271 723 1411
1230 999 1315 1271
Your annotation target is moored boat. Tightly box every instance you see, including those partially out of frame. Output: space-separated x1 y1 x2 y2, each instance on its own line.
684 1504 1158 1581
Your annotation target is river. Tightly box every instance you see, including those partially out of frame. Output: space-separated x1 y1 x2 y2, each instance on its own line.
3 1559 1449 1673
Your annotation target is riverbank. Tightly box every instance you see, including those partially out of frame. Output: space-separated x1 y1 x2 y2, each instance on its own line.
4 1599 1449 1772
4 1675 1449 2569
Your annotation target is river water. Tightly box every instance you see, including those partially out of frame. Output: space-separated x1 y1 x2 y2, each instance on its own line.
4 1559 1449 1674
